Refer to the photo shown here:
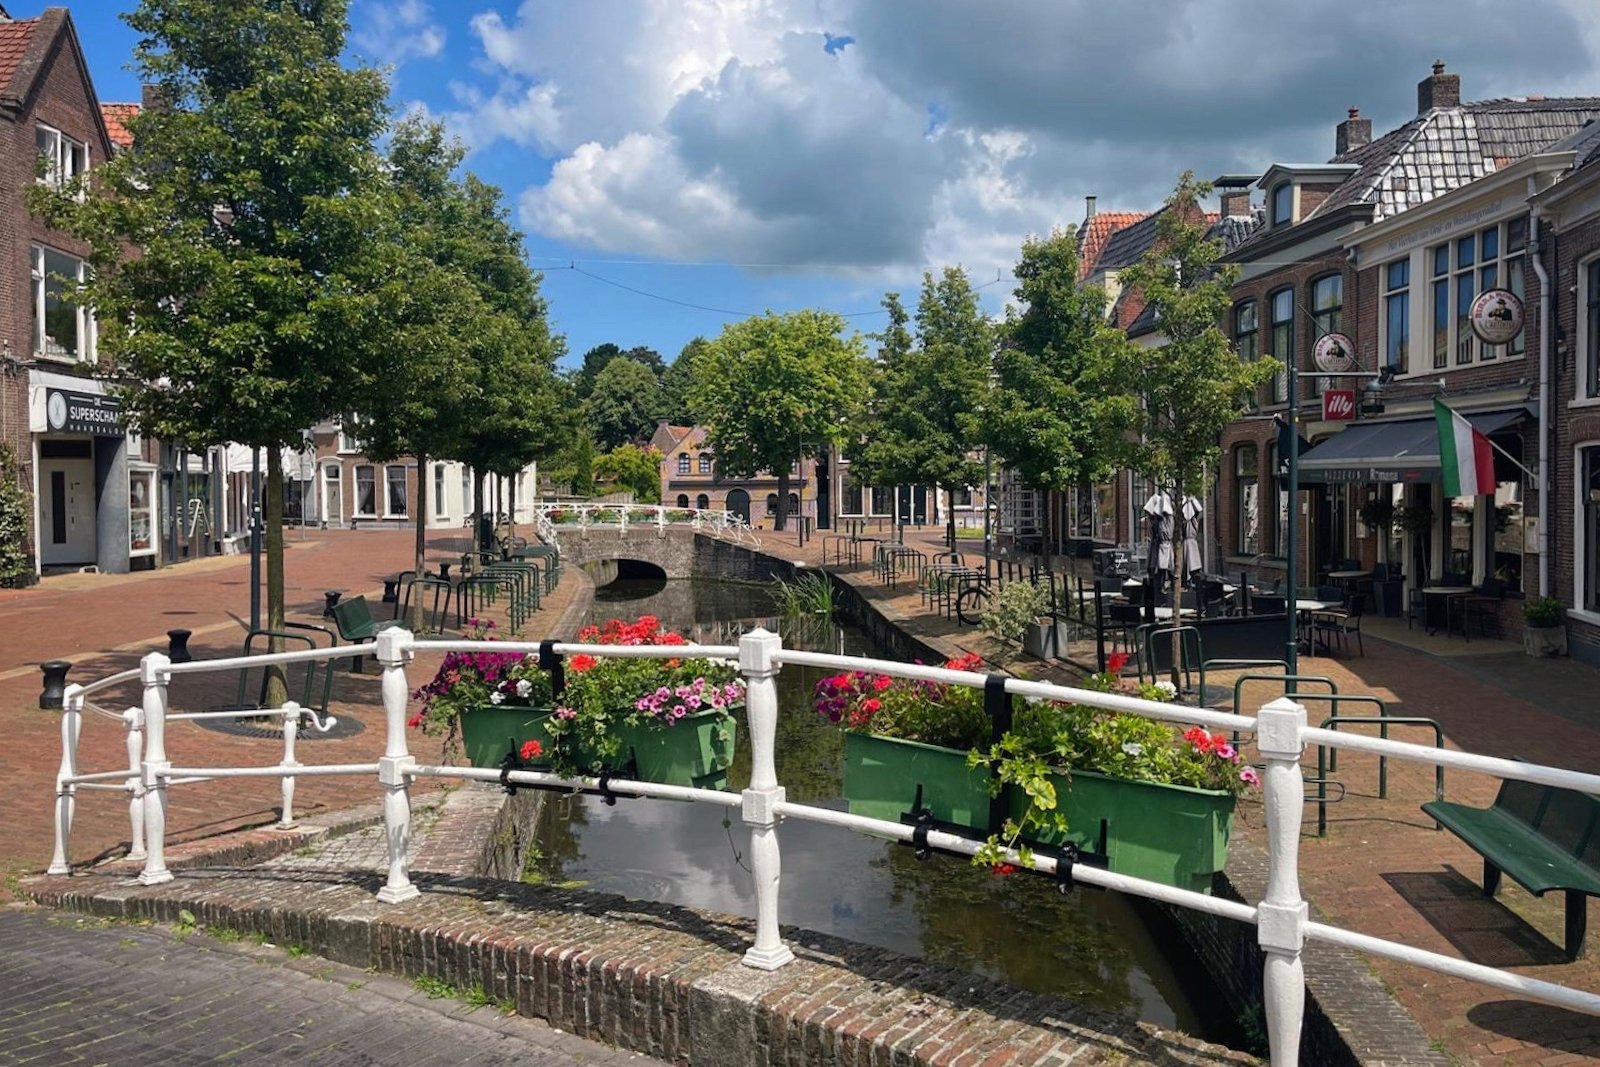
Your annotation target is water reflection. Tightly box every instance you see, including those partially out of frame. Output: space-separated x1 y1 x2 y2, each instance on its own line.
535 577 1206 1035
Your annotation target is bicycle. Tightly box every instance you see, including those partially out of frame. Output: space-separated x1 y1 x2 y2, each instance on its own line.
955 581 991 625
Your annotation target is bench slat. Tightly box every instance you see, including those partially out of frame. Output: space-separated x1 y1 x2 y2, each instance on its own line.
1424 799 1600 897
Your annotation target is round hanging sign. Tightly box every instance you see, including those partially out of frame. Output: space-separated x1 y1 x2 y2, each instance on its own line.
1469 288 1524 345
1312 332 1356 374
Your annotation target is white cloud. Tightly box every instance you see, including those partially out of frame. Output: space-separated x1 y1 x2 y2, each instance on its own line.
450 0 1600 274
352 0 444 65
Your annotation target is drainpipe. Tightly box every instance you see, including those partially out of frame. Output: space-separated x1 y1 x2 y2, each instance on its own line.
1530 183 1551 598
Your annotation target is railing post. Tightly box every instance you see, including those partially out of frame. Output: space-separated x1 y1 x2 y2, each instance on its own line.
138 652 174 886
124 706 146 861
657 505 666 537
46 684 84 875
1256 695 1309 1066
278 700 301 829
738 628 794 970
375 628 420 904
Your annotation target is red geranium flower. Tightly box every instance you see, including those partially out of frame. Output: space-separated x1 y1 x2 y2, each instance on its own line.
1106 651 1130 675
873 674 893 691
990 863 1019 877
520 739 544 760
861 698 881 714
570 653 598 673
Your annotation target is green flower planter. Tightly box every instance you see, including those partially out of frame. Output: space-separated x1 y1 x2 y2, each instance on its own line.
1008 768 1236 894
841 732 993 833
614 707 739 790
458 704 557 769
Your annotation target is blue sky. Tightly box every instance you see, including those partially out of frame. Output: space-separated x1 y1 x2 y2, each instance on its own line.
68 0 1600 368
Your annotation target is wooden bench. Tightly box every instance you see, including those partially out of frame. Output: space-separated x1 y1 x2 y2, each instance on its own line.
330 595 408 671
1422 778 1600 959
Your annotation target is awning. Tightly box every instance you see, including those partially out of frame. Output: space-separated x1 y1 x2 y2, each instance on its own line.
1297 406 1529 484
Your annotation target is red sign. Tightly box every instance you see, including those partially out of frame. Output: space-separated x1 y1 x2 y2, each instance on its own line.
1322 389 1356 422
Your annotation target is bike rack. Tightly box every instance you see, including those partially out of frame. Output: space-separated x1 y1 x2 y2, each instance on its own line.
1315 712 1445 837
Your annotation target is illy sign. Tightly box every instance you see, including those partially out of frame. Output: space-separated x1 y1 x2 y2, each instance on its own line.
1322 389 1356 422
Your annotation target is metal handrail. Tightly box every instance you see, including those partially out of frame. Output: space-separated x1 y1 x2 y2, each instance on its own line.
45 630 1600 1067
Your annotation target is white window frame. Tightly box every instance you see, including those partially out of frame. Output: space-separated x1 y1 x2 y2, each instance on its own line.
1577 252 1600 404
1379 253 1414 376
384 464 408 518
32 245 96 363
1420 218 1527 377
432 463 448 520
354 464 377 517
698 453 713 474
677 453 690 475
36 123 88 197
1574 441 1600 626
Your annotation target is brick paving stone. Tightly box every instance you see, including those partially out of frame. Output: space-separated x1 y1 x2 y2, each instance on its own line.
0 907 664 1066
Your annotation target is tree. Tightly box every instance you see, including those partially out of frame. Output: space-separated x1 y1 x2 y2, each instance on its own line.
658 337 709 424
984 230 1138 513
593 444 663 503
1115 173 1279 667
691 311 869 530
35 0 392 694
583 356 661 451
573 343 665 399
0 445 31 587
849 270 992 547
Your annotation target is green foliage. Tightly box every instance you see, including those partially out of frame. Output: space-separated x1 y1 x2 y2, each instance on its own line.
811 652 992 751
1358 497 1396 531
1523 596 1564 628
583 357 661 450
849 271 991 542
573 343 665 400
1115 173 1280 497
0 445 32 586
984 230 1137 492
410 620 555 757
592 443 663 503
1393 504 1433 535
979 580 1048 648
770 571 836 622
657 338 709 423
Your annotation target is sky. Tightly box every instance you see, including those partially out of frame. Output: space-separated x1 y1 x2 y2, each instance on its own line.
66 0 1600 369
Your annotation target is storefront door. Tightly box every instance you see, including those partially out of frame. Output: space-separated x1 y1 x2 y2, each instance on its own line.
39 448 96 565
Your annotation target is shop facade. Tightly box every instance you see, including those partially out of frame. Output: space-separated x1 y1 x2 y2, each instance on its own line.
27 371 141 573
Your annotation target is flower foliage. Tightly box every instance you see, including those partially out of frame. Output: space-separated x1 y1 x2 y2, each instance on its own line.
408 619 555 756
546 615 743 777
812 652 991 750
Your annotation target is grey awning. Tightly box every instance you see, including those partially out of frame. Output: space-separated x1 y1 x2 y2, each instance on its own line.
1298 407 1528 484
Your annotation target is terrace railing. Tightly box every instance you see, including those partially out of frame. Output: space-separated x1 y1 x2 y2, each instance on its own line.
49 629 1600 1067
532 503 758 549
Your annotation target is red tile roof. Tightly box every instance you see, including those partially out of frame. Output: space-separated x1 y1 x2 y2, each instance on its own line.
1077 211 1146 280
0 17 38 93
101 102 138 149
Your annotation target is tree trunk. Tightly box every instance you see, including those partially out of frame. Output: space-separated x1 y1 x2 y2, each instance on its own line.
945 484 956 551
1169 479 1184 690
412 452 427 632
473 468 485 558
264 448 287 707
776 468 790 531
508 468 517 549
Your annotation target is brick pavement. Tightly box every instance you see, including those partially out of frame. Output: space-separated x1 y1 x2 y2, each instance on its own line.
0 906 666 1066
0 529 592 897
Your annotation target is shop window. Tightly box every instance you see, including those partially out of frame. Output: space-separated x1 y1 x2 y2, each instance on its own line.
1269 288 1293 403
36 124 88 195
1448 495 1476 580
949 487 971 507
1427 220 1527 373
1585 447 1600 612
677 453 690 474
870 486 892 515
1584 257 1600 399
354 465 376 516
385 465 407 517
432 465 448 519
699 454 713 474
1236 445 1259 556
1384 258 1410 375
32 246 95 362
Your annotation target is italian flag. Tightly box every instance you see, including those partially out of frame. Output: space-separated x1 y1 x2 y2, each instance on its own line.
1435 399 1494 497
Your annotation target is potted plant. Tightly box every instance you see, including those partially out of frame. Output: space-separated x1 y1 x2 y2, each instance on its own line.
1357 497 1395 533
1522 596 1568 658
409 618 558 768
981 580 1054 659
542 615 743 788
972 655 1258 894
815 651 997 833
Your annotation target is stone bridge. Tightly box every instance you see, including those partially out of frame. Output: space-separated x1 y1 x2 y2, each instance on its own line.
547 527 799 586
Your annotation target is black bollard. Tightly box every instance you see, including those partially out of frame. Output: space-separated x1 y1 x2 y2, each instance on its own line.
166 628 193 663
39 660 70 709
438 562 452 580
381 577 400 604
323 590 342 618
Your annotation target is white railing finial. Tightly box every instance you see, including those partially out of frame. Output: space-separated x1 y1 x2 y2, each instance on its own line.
1256 695 1309 1066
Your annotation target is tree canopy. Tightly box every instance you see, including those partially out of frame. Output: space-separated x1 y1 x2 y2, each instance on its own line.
583 356 661 451
573 343 666 399
593 444 663 503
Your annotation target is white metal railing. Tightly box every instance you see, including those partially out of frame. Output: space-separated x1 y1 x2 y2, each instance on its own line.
46 629 1600 1066
531 502 759 548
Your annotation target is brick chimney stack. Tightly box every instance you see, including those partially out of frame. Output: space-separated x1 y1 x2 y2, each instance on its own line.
1336 106 1371 156
1418 60 1461 113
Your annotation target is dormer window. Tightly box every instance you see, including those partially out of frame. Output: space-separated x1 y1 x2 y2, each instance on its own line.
36 124 88 198
1271 182 1293 226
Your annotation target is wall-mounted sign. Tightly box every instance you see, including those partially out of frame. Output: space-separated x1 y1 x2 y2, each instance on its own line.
45 388 122 436
1469 288 1524 345
1322 389 1356 422
1313 332 1356 374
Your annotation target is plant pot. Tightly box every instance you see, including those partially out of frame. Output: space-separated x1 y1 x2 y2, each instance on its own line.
1523 624 1568 658
458 704 558 769
1022 620 1055 659
1007 768 1236 893
614 708 740 790
842 732 993 833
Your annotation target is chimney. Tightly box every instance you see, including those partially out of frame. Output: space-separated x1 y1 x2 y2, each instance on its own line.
1220 187 1251 217
140 82 168 114
1417 60 1461 113
1085 195 1097 220
1336 106 1371 156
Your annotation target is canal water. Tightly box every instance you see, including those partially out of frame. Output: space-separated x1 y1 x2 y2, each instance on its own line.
528 575 1211 1037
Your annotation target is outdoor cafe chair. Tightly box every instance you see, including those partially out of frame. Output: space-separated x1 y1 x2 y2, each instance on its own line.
1312 592 1366 657
1461 577 1506 639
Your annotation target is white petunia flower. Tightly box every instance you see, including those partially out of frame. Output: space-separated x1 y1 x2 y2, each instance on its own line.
1154 681 1178 699
515 679 533 699
489 691 504 705
1121 742 1143 756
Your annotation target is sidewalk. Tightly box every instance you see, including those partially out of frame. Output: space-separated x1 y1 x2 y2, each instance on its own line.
0 528 590 897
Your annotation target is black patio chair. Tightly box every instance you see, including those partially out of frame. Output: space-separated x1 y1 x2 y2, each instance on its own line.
1461 578 1506 639
1312 593 1366 657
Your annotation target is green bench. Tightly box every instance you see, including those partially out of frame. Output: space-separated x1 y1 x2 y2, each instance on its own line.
330 595 409 671
1423 777 1600 959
